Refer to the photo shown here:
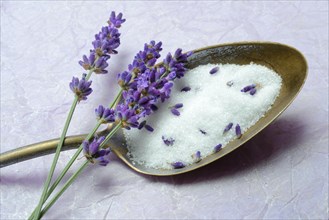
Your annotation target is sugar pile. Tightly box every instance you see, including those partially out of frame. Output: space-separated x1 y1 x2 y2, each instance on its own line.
124 63 282 169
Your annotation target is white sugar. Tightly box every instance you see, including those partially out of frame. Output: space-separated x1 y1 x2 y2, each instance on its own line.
124 63 282 169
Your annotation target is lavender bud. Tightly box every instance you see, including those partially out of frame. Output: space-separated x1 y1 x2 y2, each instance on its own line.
181 86 191 92
191 151 201 163
150 104 158 111
241 84 256 93
144 124 154 132
213 144 222 153
174 103 183 109
250 88 257 95
171 108 180 116
235 124 242 139
171 162 185 169
209 66 219 74
223 122 233 134
138 120 146 129
162 136 175 146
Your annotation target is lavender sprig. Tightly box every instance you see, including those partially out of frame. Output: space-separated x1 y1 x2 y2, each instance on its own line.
31 11 125 220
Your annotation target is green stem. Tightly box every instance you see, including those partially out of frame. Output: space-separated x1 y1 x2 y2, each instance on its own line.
34 123 122 218
33 97 79 219
28 120 102 220
33 69 94 220
39 161 89 219
109 89 123 108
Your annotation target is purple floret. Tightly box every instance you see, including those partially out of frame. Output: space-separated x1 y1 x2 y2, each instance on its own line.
209 66 219 74
171 162 185 169
241 84 256 93
223 122 233 134
235 124 242 139
213 144 222 153
250 88 257 95
192 151 201 163
181 86 191 92
69 74 93 102
95 105 115 123
171 108 180 116
83 136 111 166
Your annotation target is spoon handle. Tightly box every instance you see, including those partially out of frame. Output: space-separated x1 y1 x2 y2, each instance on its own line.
0 134 87 168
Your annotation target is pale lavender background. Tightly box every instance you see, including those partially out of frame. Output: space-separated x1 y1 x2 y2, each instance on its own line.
1 1 328 219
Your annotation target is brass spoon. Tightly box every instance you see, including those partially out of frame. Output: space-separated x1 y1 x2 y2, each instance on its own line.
0 42 308 175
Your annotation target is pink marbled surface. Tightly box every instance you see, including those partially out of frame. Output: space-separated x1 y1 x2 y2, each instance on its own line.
1 1 328 219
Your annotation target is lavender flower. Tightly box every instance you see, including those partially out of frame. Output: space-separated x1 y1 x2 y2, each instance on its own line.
162 136 175 146
115 42 192 130
69 74 92 101
79 53 96 70
95 105 115 123
209 66 219 74
83 136 111 166
170 103 183 116
181 86 191 92
79 11 125 74
223 122 233 134
192 151 201 163
108 11 126 28
235 124 242 139
171 161 185 169
250 88 257 95
213 144 222 153
93 57 109 74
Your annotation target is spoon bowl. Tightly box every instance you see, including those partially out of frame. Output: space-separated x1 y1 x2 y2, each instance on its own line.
0 42 308 176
